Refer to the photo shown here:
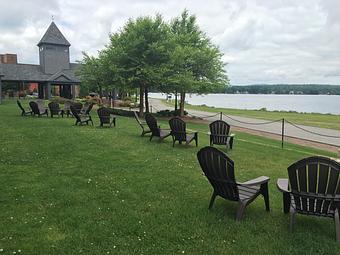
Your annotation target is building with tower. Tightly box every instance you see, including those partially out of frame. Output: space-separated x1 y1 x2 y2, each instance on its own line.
0 22 80 103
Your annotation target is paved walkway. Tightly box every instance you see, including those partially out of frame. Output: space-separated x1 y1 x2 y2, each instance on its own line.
149 98 340 147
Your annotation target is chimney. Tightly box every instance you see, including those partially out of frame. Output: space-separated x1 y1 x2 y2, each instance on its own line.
0 54 18 64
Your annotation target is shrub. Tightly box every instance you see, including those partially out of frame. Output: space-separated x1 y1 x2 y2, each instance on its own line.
110 108 136 117
50 97 73 104
117 100 133 107
156 109 188 117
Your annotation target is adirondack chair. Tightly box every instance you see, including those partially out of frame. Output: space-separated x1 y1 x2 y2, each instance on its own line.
169 117 198 147
145 113 170 141
36 99 48 112
209 120 235 149
97 107 116 127
134 111 151 136
29 101 48 117
48 102 63 118
70 102 83 116
197 146 270 221
277 156 340 241
17 100 32 116
80 103 94 116
63 101 72 117
70 105 93 126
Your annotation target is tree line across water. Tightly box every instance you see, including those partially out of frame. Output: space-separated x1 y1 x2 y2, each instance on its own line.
224 84 340 95
78 10 228 116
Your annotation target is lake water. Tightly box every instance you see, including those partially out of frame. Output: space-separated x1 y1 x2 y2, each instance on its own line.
149 93 340 115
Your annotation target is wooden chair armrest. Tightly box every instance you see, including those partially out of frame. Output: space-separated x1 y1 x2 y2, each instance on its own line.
239 176 270 186
277 178 290 193
209 134 235 137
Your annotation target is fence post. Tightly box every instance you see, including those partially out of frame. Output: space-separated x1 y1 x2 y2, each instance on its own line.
150 105 153 113
281 118 285 148
220 112 223 120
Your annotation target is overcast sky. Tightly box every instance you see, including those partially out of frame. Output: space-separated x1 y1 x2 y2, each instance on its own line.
0 0 339 85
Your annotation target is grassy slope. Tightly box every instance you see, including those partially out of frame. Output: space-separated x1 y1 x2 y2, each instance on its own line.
0 100 339 255
162 100 340 130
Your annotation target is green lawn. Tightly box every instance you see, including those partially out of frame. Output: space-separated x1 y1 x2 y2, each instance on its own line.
1 99 339 255
162 100 340 130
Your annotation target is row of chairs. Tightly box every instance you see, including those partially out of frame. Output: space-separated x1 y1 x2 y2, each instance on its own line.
134 111 235 149
17 100 116 127
17 100 93 118
197 146 340 242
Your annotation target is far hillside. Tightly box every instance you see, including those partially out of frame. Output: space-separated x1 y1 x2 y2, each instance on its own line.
225 84 340 95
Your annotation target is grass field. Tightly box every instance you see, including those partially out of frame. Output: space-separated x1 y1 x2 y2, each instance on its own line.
1 99 339 255
162 100 340 131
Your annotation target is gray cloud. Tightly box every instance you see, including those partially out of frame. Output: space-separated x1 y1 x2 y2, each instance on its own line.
0 0 339 85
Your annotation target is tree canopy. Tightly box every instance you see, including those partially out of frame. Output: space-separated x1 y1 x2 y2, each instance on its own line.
78 10 228 116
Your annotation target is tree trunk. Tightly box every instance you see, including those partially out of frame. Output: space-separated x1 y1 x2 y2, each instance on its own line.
98 83 103 98
180 92 185 117
139 85 144 117
145 87 149 113
112 88 116 108
174 90 178 111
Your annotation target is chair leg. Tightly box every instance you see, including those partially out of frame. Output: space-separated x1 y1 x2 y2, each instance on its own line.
335 209 340 242
208 191 217 209
172 137 175 147
113 118 116 127
229 137 234 149
150 135 153 141
236 202 246 221
195 134 198 147
289 207 296 233
260 183 270 211
283 192 290 214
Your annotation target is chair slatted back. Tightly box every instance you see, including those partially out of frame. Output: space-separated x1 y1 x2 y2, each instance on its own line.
71 102 83 114
288 156 340 216
145 113 160 137
97 107 111 124
29 101 40 114
70 106 81 122
17 100 25 113
197 146 239 201
36 100 45 111
48 102 60 114
210 120 231 145
82 103 94 115
63 101 72 110
169 117 187 142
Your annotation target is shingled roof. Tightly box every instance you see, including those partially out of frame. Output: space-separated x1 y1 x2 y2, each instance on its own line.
0 63 80 83
37 22 71 47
